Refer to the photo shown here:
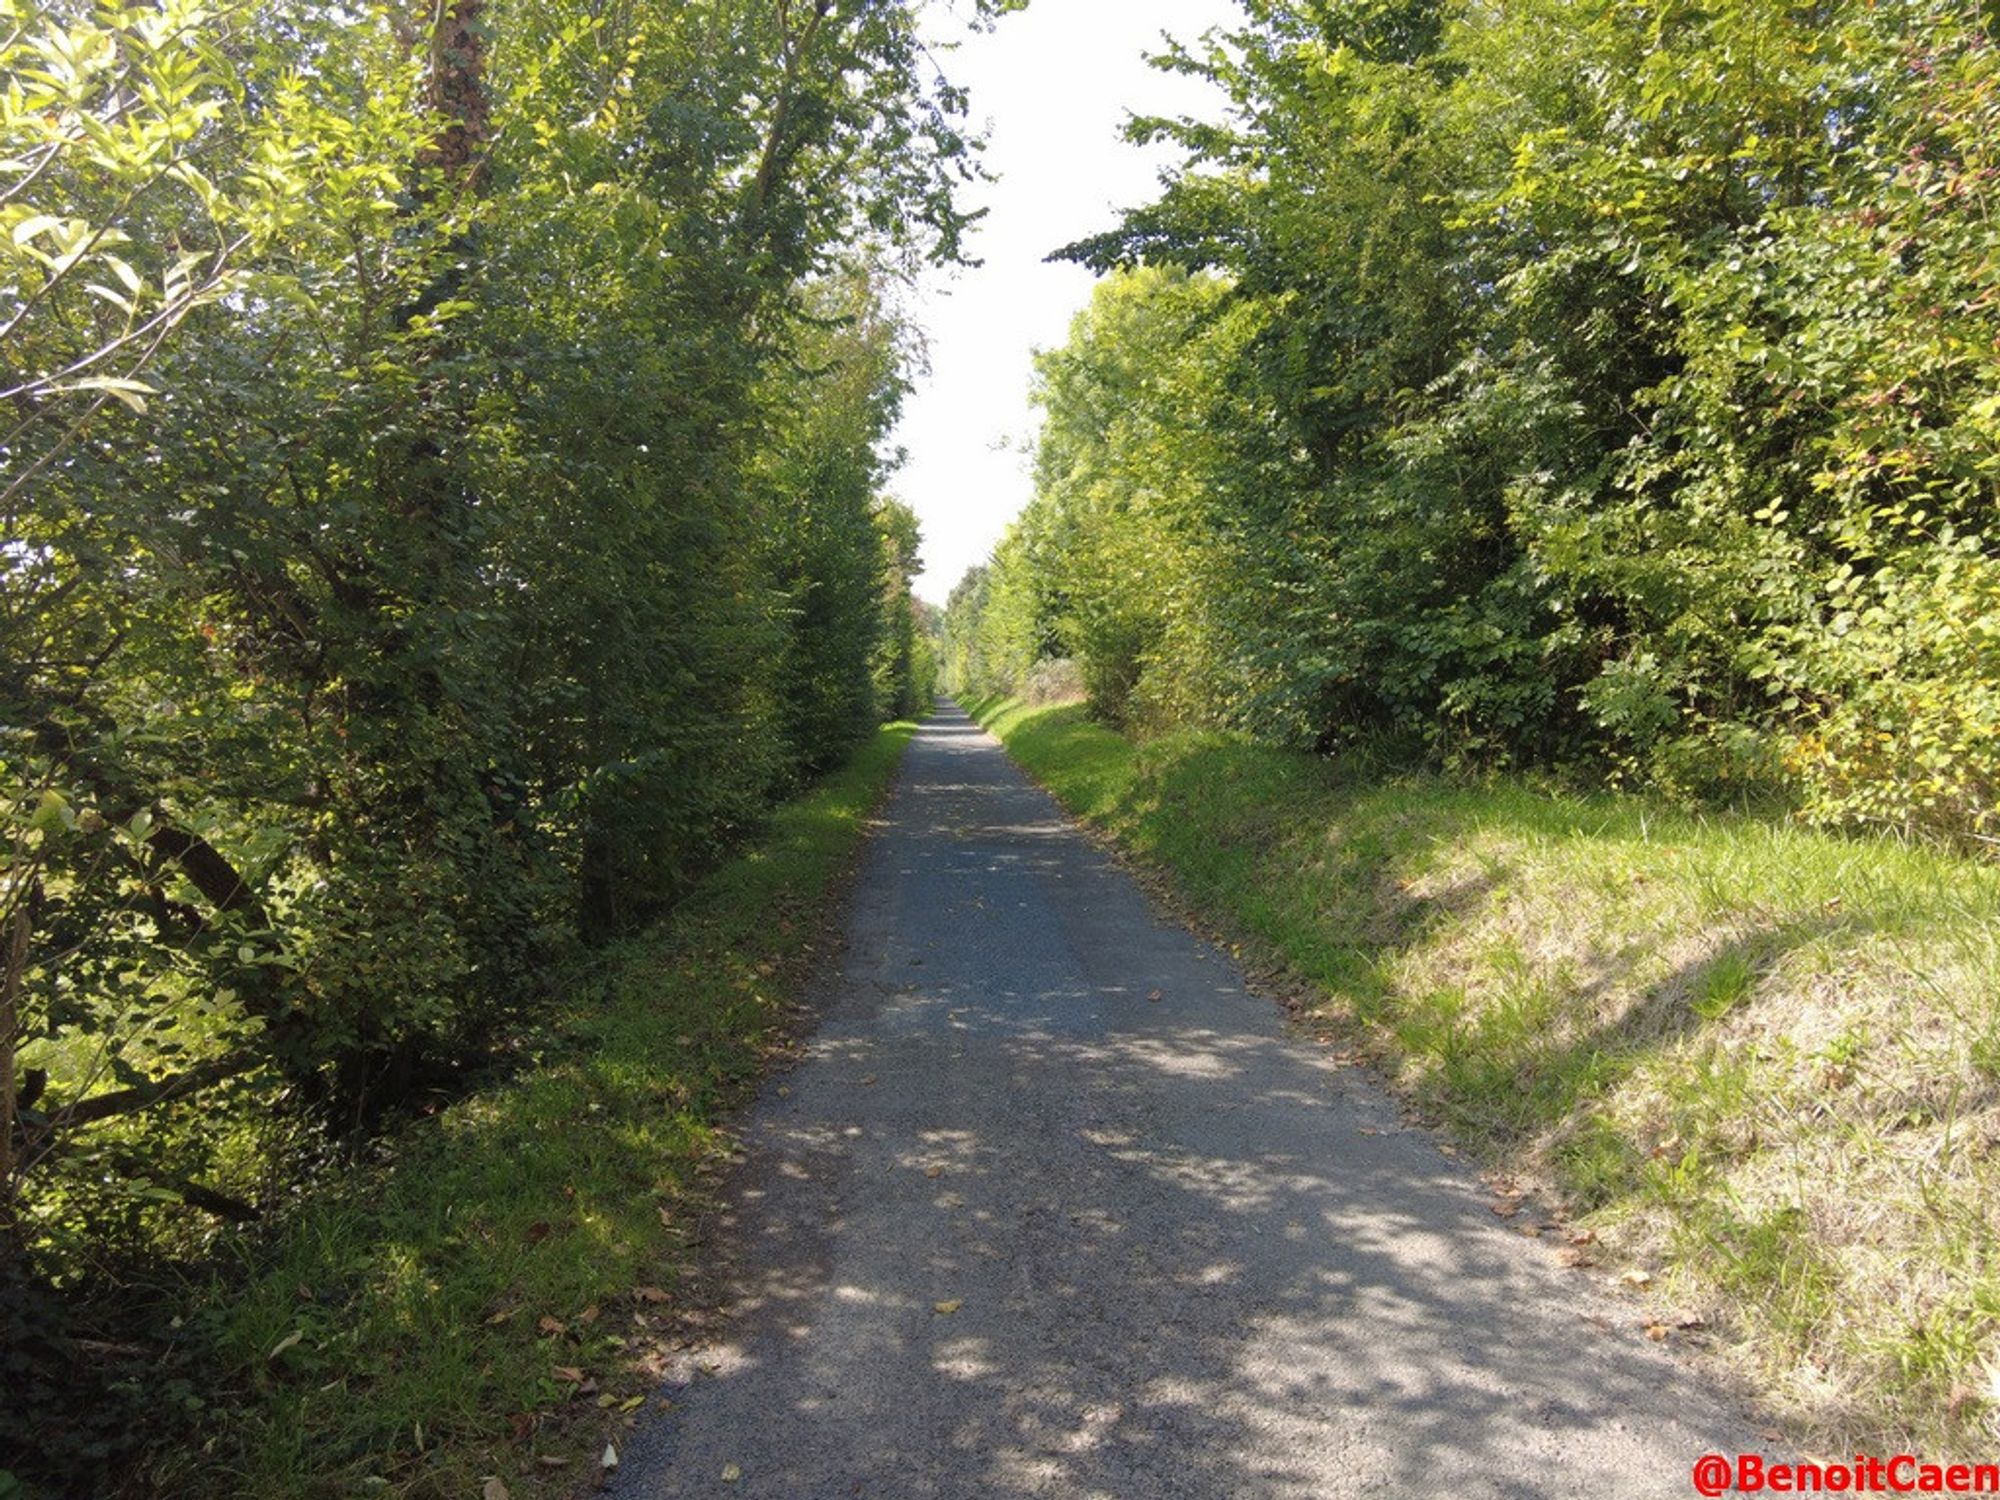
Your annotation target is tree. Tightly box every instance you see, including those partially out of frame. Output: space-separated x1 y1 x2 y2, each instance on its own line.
960 0 1998 838
1 1 1003 1483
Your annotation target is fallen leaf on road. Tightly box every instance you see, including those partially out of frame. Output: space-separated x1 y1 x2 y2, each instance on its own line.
1645 1322 1669 1342
933 1299 963 1315
1490 1201 1519 1218
722 1464 742 1482
860 1074 878 1086
1147 990 1163 1002
924 1165 943 1179
1620 1270 1653 1288
602 1442 618 1470
1517 1225 1542 1238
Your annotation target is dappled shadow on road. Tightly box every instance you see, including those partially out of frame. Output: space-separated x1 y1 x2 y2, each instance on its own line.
622 1012 1727 1496
611 703 1752 1498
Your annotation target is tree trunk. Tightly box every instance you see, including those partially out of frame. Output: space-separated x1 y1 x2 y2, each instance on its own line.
1 886 31 1252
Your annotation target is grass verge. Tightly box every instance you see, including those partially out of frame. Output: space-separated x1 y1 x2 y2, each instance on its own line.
153 721 917 1499
968 695 2000 1456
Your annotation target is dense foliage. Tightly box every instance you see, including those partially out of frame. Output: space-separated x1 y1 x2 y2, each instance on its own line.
946 0 1999 846
0 0 970 1482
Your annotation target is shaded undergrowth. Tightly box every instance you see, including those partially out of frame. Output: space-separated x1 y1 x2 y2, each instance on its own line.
106 722 920 1500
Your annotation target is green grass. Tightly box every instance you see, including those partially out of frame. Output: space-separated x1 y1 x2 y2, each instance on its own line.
970 696 2000 1456
155 722 918 1499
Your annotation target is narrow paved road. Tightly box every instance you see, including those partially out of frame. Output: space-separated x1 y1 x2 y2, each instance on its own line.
616 702 1761 1498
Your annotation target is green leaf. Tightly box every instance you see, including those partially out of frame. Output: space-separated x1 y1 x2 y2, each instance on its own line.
10 213 62 246
54 375 158 412
28 789 73 835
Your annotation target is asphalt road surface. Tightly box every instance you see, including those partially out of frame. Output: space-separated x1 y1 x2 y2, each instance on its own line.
614 701 1763 1498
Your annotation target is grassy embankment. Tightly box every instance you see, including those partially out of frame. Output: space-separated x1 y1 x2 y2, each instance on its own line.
968 695 2000 1457
154 723 918 1499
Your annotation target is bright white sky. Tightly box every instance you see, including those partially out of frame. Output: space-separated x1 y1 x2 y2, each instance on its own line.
892 0 1239 603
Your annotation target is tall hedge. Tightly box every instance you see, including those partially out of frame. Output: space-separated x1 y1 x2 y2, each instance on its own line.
0 0 989 1365
947 0 1999 847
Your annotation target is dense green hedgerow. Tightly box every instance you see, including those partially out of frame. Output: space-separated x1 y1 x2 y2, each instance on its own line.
0 0 979 1485
946 0 2000 850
